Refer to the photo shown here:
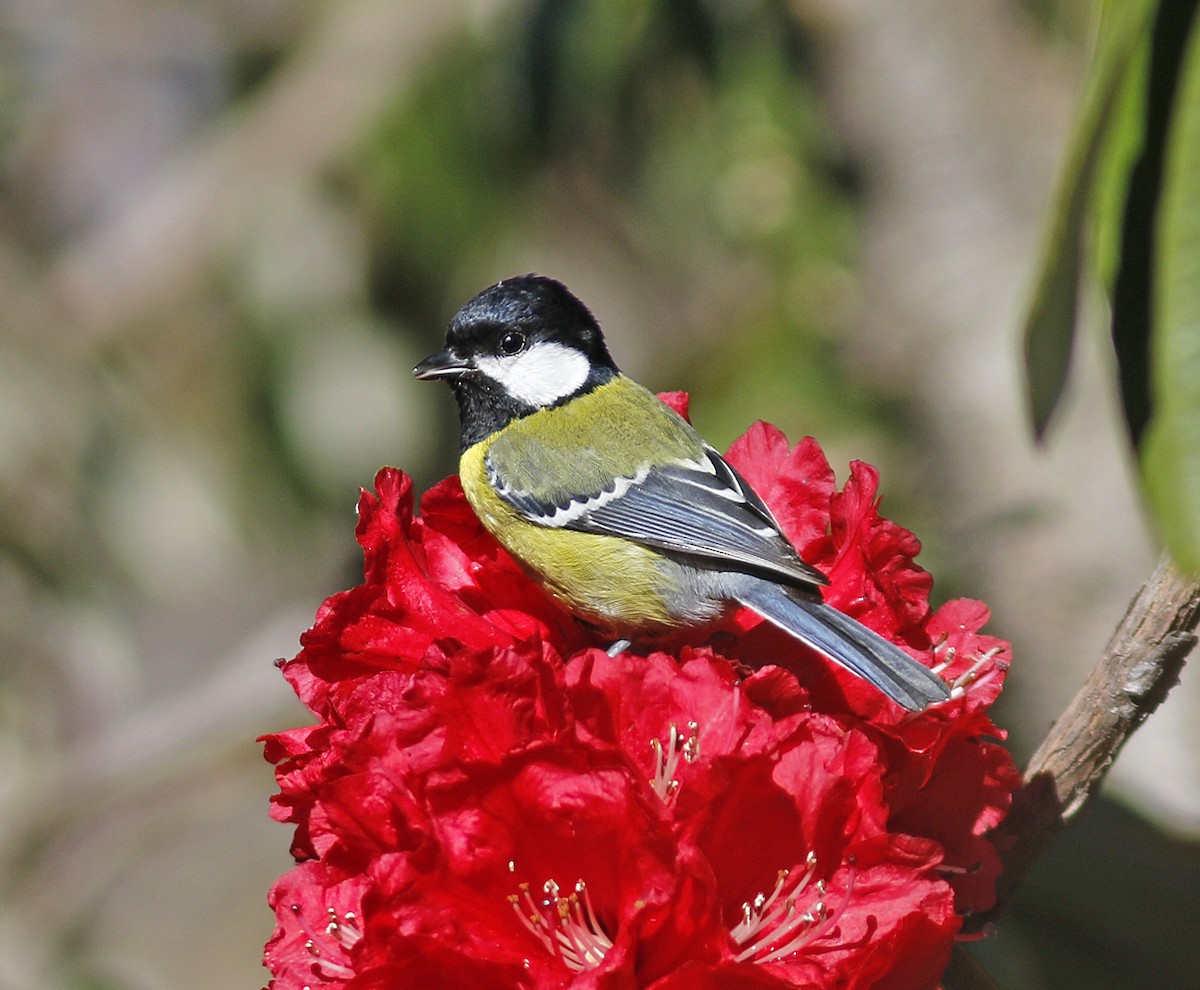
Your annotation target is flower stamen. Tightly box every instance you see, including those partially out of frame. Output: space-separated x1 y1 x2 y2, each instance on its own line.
937 859 982 877
509 878 613 973
290 902 359 981
731 854 857 963
930 639 956 675
649 721 700 804
928 642 1006 703
948 646 1005 699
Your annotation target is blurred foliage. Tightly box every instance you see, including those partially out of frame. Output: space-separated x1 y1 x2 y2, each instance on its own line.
354 0 892 480
1023 0 1200 571
972 795 1200 989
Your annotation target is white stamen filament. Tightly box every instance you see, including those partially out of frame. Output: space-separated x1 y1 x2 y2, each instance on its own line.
949 646 1004 698
731 854 857 963
290 903 360 981
649 721 700 804
509 878 613 973
930 636 955 674
929 642 1005 702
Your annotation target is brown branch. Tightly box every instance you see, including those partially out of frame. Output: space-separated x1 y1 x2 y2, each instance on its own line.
978 554 1199 925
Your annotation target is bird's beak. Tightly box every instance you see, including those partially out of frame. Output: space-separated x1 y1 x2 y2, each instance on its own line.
414 348 471 381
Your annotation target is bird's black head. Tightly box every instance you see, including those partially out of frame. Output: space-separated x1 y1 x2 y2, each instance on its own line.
414 275 621 449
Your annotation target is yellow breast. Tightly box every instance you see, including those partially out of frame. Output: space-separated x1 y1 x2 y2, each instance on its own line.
458 381 688 633
461 444 682 632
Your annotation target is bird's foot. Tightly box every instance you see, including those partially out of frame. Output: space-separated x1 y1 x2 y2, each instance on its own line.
606 638 632 657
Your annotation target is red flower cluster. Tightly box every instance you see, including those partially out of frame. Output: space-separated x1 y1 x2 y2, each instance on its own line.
263 398 1018 990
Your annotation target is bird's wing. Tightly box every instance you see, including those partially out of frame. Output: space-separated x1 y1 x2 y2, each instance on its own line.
488 440 828 590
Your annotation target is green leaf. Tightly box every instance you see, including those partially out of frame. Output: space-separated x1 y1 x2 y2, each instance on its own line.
1109 1 1200 447
1021 0 1156 438
1090 41 1151 294
1143 10 1200 573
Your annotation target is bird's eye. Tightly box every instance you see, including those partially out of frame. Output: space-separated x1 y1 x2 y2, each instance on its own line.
499 330 527 355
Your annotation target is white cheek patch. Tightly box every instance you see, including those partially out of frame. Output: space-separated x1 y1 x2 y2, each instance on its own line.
475 341 591 406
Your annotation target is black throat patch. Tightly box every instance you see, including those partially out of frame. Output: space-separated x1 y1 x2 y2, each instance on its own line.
452 362 616 451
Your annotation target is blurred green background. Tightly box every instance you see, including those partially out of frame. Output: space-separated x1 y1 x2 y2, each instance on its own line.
0 1 1196 987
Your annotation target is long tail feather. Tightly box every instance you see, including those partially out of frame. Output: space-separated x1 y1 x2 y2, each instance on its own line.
734 581 949 710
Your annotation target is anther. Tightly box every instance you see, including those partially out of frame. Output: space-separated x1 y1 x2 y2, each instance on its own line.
650 722 700 804
509 874 613 973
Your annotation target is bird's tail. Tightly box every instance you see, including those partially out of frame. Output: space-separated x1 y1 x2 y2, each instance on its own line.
733 581 949 710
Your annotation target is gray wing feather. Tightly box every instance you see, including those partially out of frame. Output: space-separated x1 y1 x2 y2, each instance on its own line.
489 443 827 590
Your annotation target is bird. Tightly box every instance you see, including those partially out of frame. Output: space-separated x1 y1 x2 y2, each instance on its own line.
414 274 949 710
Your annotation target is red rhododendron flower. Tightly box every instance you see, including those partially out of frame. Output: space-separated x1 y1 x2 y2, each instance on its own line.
263 406 1017 990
